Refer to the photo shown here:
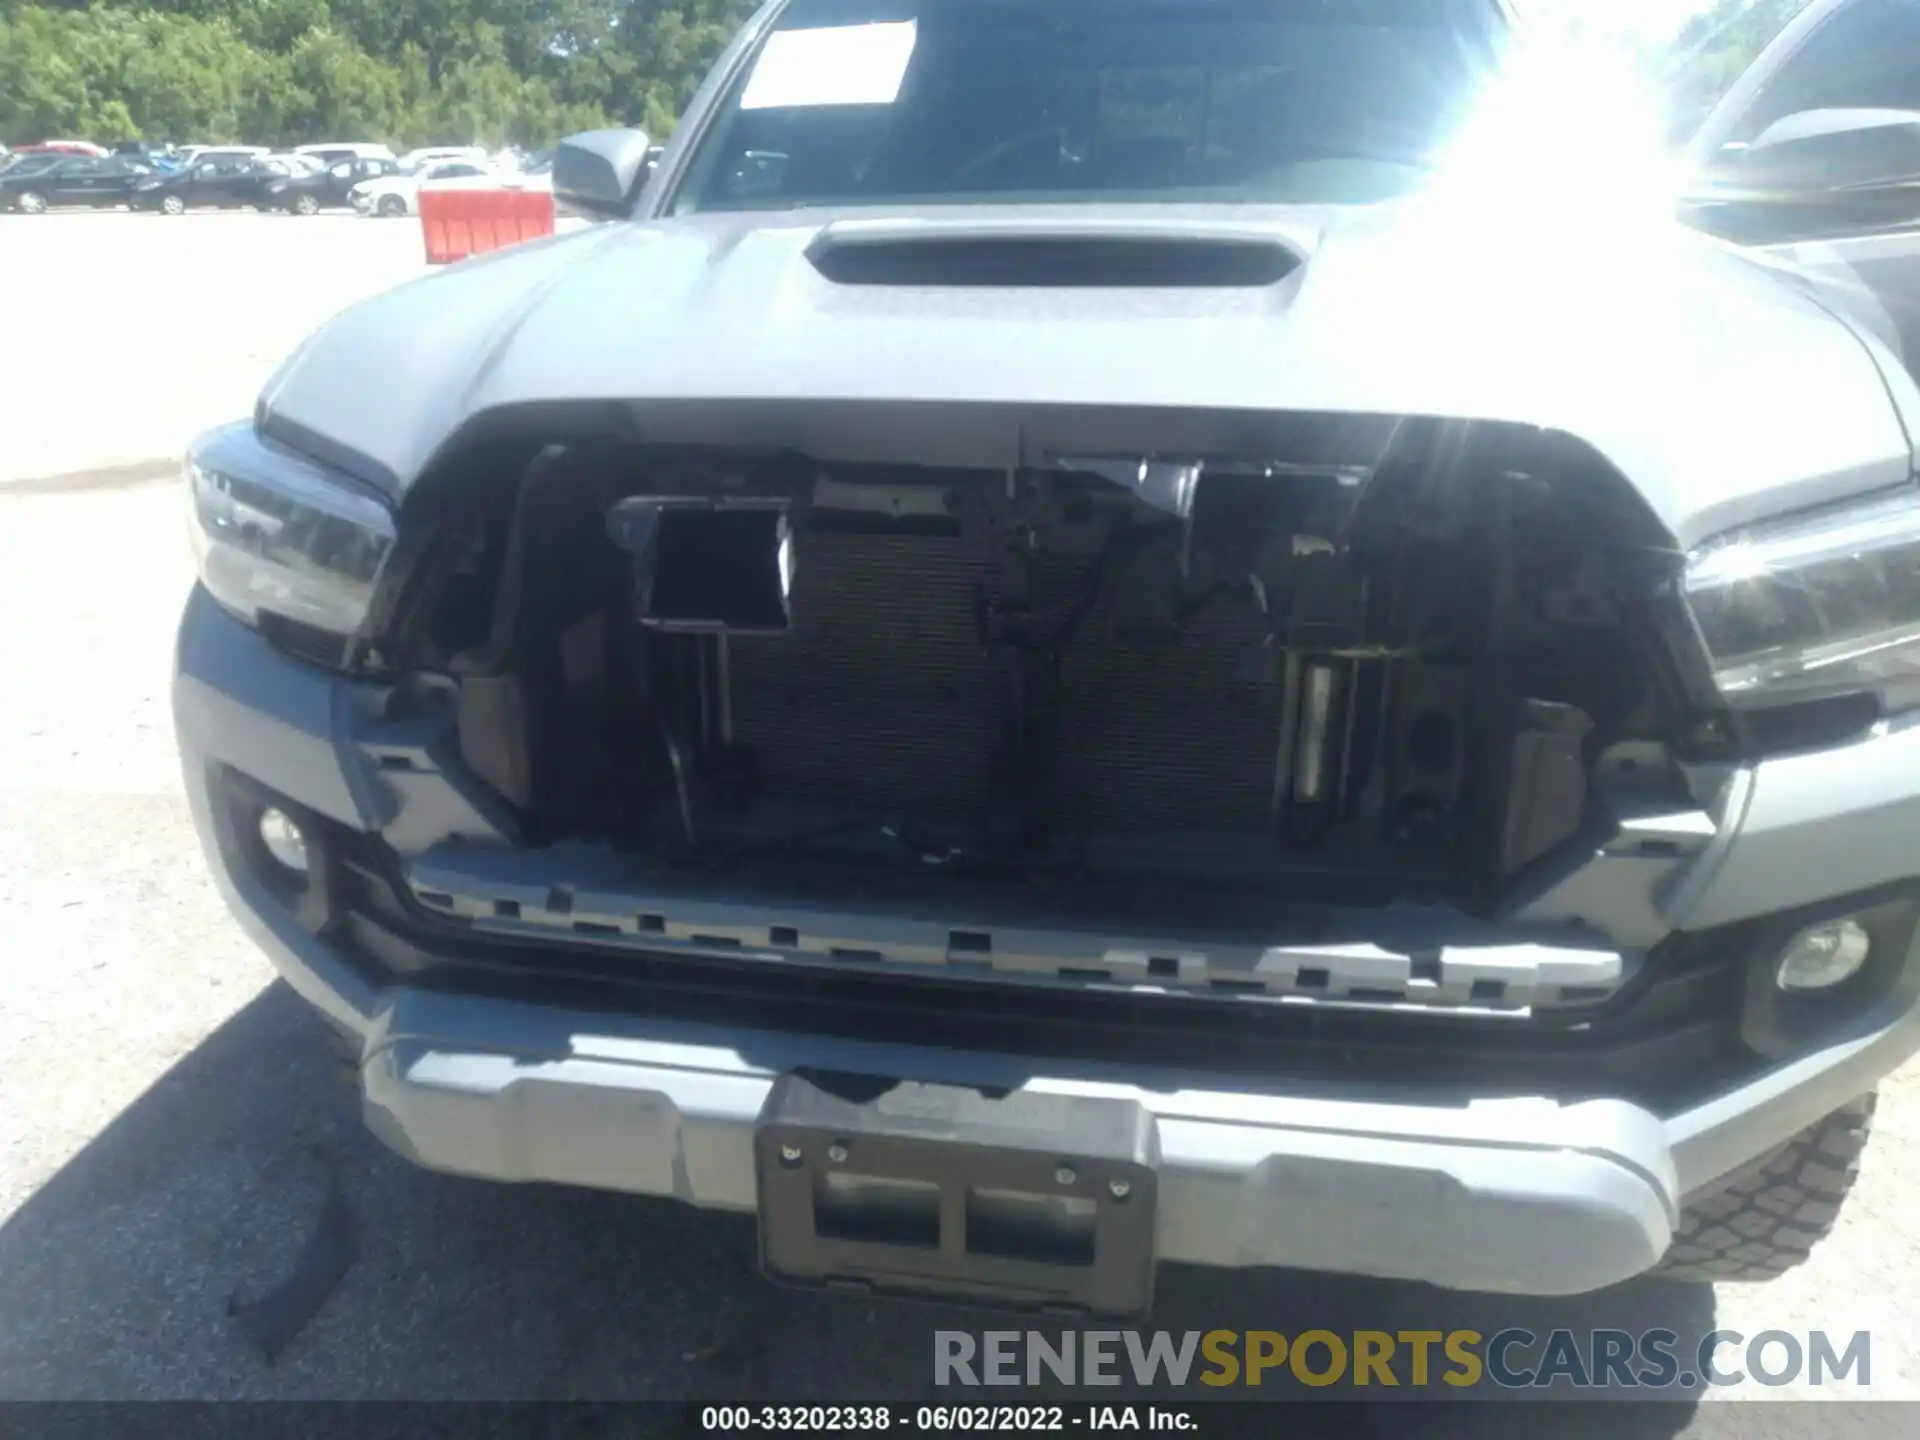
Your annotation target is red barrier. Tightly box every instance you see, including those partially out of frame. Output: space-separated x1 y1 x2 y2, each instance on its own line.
419 184 556 265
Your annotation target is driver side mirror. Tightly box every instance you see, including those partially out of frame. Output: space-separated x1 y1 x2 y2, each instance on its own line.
553 128 655 219
1701 107 1920 197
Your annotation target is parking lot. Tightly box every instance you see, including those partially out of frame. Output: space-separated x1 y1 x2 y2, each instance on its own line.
3 212 1918 1423
0 211 428 486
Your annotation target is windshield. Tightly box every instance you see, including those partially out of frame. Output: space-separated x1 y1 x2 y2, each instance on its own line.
674 0 1506 212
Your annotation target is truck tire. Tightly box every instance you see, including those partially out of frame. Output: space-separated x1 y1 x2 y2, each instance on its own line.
1658 1094 1873 1281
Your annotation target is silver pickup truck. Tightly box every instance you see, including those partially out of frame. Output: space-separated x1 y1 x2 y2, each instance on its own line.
175 0 1920 1316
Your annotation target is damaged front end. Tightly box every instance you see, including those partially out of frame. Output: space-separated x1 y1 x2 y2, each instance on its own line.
326 406 1746 1024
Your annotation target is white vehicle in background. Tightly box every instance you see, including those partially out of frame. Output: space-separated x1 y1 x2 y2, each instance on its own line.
350 158 515 217
294 142 397 166
177 145 269 168
398 145 491 173
431 165 554 196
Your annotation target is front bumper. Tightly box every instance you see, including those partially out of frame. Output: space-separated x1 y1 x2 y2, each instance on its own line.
175 588 1920 1295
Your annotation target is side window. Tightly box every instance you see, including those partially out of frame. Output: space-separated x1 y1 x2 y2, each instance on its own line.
330 162 354 179
1734 0 1920 143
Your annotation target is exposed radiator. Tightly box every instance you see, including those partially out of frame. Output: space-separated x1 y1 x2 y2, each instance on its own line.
725 528 1283 834
1048 568 1282 835
726 531 999 820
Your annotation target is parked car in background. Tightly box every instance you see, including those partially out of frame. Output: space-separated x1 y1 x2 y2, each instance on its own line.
0 152 70 180
398 145 490 173
294 143 397 167
0 155 155 212
264 156 401 214
351 158 503 216
129 158 258 213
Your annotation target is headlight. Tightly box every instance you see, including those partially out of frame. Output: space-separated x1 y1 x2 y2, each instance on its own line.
1684 484 1920 708
187 421 396 649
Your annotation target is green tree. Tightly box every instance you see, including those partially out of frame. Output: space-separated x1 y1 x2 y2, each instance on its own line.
280 26 406 141
1653 0 1815 138
0 0 757 147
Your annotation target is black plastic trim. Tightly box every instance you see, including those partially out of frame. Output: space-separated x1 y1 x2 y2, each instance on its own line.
255 406 404 503
807 234 1300 289
325 832 1755 1108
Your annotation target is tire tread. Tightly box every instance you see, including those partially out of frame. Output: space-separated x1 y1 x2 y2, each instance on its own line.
1657 1094 1874 1281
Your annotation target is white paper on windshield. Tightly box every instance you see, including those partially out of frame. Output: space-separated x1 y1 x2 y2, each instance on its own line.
740 21 918 110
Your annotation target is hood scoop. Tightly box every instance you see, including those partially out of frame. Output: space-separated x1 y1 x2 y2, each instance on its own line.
805 219 1301 289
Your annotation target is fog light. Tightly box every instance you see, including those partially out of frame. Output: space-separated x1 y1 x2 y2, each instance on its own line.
258 807 310 875
1776 918 1871 993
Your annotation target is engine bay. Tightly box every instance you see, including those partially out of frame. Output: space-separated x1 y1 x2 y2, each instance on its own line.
391 417 1691 921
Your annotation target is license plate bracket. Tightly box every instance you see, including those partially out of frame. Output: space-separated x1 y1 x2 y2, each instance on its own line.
756 1073 1159 1320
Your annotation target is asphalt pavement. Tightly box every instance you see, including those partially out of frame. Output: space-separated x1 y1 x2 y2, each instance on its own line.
0 214 1916 1426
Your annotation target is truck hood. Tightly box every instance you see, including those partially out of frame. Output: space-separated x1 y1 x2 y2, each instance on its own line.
259 199 1918 548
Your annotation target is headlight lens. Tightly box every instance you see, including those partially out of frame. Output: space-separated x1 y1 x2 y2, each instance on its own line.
1684 484 1920 708
187 421 396 644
